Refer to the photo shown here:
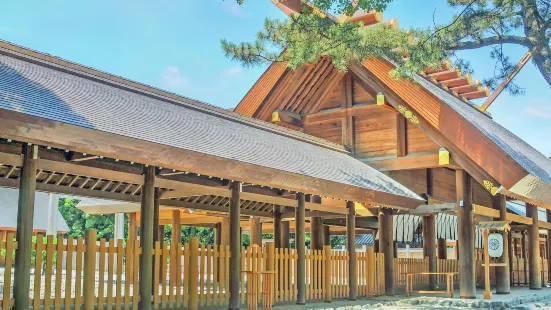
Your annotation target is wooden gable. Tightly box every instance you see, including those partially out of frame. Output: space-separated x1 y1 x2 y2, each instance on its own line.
232 58 520 209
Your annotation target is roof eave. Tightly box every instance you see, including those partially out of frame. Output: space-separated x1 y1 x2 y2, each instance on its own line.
0 109 423 208
501 175 551 210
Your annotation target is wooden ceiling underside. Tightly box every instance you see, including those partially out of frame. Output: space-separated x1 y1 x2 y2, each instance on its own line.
0 142 356 218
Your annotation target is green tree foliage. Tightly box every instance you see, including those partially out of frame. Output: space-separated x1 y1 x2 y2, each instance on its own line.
223 0 551 93
58 198 126 240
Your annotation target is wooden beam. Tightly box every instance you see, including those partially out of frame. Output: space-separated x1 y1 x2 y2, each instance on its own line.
363 153 459 171
272 110 303 131
160 199 275 218
341 74 355 153
324 217 378 230
70 154 100 162
480 52 532 112
473 204 500 218
303 103 388 124
407 203 455 215
396 114 407 157
507 213 533 225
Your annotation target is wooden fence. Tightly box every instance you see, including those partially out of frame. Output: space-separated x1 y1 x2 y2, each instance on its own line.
357 250 385 296
394 258 429 287
0 231 387 309
508 257 548 286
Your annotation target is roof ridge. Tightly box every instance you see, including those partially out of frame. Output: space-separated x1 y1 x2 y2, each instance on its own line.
0 40 348 154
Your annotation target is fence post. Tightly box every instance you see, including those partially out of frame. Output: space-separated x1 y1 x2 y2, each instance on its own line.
83 230 97 310
188 237 199 310
324 245 332 302
367 248 374 297
266 242 275 306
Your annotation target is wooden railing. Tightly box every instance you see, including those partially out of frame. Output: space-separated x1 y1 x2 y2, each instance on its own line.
437 258 459 284
1 232 387 309
394 258 429 287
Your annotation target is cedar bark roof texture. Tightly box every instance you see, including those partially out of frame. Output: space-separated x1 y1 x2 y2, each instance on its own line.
0 44 422 203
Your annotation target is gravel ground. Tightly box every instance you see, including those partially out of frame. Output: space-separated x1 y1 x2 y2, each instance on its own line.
0 267 136 300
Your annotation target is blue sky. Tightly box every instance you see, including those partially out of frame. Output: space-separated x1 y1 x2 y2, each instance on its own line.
1 0 550 156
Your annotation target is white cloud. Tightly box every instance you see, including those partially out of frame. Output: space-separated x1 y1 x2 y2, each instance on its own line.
523 105 551 120
221 66 242 77
218 0 251 17
161 66 189 89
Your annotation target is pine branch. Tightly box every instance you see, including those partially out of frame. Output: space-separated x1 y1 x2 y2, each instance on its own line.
447 36 533 50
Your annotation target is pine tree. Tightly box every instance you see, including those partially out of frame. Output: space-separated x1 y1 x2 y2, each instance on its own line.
223 0 551 93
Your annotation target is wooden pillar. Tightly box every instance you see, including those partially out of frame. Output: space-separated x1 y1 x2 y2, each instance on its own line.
219 216 229 247
323 225 331 247
296 192 306 304
346 201 357 300
274 207 282 248
424 214 437 289
508 233 514 286
13 144 37 310
379 208 394 295
139 165 156 310
229 181 242 310
250 217 262 246
494 194 510 294
522 231 528 285
171 210 181 246
128 213 138 240
437 238 447 259
280 221 290 249
157 225 164 244
215 223 221 246
311 217 324 250
422 217 428 257
456 240 459 260
310 196 323 251
152 189 161 243
456 170 476 299
527 203 542 289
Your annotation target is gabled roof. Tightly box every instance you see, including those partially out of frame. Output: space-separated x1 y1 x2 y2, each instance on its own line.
234 1 551 208
414 74 551 203
0 40 423 208
362 58 551 207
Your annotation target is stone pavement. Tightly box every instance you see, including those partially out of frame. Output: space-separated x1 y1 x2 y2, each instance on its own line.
272 287 551 310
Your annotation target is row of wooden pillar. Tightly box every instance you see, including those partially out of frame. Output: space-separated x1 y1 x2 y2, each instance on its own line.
11 143 545 310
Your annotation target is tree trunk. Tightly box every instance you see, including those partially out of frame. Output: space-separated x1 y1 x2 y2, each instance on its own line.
532 44 551 88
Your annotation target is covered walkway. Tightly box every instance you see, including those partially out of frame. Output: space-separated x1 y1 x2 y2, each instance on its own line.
0 40 422 310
